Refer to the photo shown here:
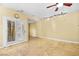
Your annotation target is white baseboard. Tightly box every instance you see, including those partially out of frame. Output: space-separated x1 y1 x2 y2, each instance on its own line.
38 36 79 44
7 40 27 47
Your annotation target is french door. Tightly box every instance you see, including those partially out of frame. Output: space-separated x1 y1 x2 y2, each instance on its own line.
3 16 28 47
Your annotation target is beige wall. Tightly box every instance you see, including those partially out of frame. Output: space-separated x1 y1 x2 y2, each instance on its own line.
0 6 28 47
29 23 37 37
30 12 79 42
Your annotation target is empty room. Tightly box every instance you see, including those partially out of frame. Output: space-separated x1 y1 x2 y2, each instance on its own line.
0 3 79 56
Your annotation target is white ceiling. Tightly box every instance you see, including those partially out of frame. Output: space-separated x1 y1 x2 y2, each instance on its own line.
1 3 79 19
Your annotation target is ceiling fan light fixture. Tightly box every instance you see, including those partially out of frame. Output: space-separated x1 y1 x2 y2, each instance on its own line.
57 3 63 7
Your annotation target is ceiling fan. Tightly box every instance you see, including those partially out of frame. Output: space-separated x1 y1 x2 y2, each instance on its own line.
46 3 72 11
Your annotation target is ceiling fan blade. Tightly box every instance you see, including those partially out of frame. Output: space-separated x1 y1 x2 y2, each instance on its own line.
46 5 55 8
55 7 59 11
46 3 58 8
63 3 72 7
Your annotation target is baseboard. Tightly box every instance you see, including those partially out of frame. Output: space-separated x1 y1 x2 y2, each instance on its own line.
7 40 27 47
38 36 79 44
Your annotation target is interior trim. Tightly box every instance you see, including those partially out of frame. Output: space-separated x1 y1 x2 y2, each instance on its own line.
38 36 79 44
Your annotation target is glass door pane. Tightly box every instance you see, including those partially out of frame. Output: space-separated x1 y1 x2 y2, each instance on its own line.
7 20 15 42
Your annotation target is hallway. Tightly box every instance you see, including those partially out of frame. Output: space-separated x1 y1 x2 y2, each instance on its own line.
0 37 79 56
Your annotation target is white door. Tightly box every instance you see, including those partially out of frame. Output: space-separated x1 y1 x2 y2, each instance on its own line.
15 20 26 41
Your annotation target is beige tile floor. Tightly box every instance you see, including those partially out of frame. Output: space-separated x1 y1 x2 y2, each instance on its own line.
0 37 79 56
